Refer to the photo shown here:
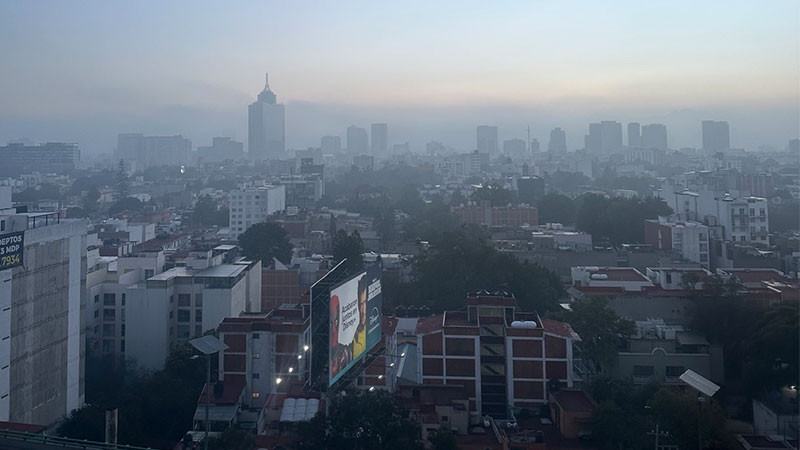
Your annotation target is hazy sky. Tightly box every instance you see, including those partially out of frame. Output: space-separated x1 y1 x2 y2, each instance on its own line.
1 1 798 154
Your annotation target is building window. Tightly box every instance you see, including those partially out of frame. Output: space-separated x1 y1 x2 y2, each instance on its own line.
103 324 115 337
760 208 765 216
195 294 203 306
195 309 202 322
749 208 755 216
121 324 126 337
178 310 190 322
178 294 191 307
121 309 125 322
252 333 260 339
253 353 260 359
169 311 174 319
633 365 654 377
145 269 154 278
94 310 99 318
665 366 685 377
252 373 260 379
102 340 113 353
103 293 115 306
170 295 174 303
120 340 125 352
252 393 260 399
103 309 115 321
121 293 126 306
665 273 672 284
94 295 99 303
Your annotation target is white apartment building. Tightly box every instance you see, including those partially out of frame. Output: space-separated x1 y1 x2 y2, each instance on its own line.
0 187 86 425
228 184 286 239
126 250 262 370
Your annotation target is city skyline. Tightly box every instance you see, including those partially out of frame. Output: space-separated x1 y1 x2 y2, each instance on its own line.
0 1 798 153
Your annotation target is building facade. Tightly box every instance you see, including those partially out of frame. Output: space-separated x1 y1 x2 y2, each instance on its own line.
477 125 498 155
0 142 80 176
229 185 286 239
0 197 86 425
370 123 388 155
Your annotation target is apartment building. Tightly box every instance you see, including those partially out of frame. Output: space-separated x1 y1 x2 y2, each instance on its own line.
228 184 286 239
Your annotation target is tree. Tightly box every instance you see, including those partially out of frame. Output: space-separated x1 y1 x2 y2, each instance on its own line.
191 195 228 227
743 304 800 396
649 387 731 450
208 427 254 450
575 194 671 244
294 390 422 450
66 207 87 218
407 227 563 312
537 193 576 225
238 222 293 266
428 428 458 450
108 197 143 215
115 159 130 200
552 296 634 371
333 229 365 274
374 208 397 250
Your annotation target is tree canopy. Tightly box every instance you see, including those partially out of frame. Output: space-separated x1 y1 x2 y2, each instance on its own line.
575 194 672 244
332 229 365 274
238 222 293 266
551 296 634 371
294 390 422 450
537 192 577 225
191 195 229 227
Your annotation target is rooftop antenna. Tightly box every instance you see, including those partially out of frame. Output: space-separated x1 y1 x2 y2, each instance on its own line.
264 72 270 91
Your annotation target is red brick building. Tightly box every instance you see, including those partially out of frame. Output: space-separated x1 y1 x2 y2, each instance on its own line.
452 201 538 228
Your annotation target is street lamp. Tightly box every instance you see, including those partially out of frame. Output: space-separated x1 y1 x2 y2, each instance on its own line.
679 369 719 450
189 335 228 450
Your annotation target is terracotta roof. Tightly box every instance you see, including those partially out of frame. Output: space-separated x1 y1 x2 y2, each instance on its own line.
198 376 246 405
0 421 46 433
541 319 581 340
415 314 444 334
590 267 649 282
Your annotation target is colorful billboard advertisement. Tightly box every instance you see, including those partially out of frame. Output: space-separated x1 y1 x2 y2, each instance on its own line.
329 265 382 386
0 231 24 270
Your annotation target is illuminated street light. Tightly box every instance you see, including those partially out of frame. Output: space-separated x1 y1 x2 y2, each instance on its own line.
303 345 310 351
288 367 294 373
276 377 283 385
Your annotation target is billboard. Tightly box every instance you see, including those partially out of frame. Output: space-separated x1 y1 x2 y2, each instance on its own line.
0 231 24 270
329 265 382 386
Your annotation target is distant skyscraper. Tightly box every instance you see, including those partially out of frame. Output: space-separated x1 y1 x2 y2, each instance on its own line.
586 121 622 153
627 122 642 148
548 127 567 152
370 123 388 154
641 124 667 150
531 138 540 154
477 125 498 154
702 120 730 152
503 138 526 158
347 126 368 154
117 134 191 170
788 138 800 154
321 136 341 154
248 73 285 160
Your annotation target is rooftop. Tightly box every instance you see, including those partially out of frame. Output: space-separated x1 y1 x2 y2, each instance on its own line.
550 389 595 413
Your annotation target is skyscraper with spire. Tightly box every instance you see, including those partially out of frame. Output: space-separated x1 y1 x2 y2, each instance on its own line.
248 73 285 160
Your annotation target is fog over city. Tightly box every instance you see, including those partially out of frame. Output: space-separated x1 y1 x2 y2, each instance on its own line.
1 1 798 154
0 2 798 450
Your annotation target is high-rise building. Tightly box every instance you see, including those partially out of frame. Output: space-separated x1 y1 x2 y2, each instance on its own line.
641 124 667 150
346 126 368 154
117 134 191 170
370 123 388 155
503 138 527 158
320 136 341 154
702 120 730 152
531 139 540 154
548 127 567 152
0 189 86 425
0 142 81 177
196 137 244 163
229 184 286 239
477 125 498 155
248 73 286 160
627 122 642 148
586 121 622 153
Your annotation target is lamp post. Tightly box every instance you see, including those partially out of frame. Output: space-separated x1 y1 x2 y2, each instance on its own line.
679 369 719 450
189 335 228 450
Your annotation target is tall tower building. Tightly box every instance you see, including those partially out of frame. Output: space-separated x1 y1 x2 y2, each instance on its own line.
641 124 668 150
248 73 285 160
477 125 498 154
347 126 369 154
586 121 622 153
370 123 388 154
627 122 642 148
548 127 567 152
702 120 730 152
